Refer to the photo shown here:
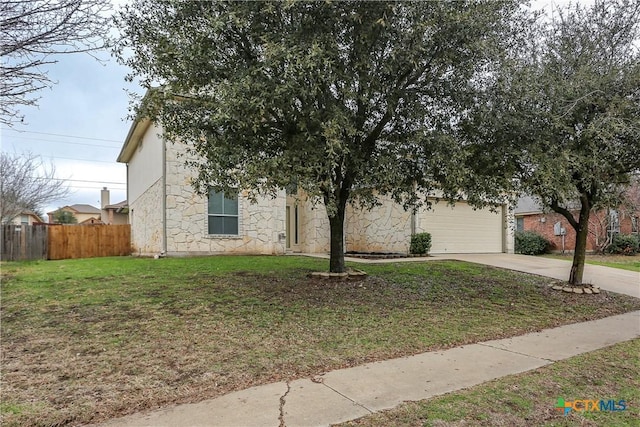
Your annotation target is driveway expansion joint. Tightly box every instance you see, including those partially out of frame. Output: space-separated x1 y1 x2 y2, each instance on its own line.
477 342 555 363
278 381 291 427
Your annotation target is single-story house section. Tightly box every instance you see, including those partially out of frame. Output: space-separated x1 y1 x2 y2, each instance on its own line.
117 118 515 257
515 196 639 252
100 187 129 225
6 210 43 225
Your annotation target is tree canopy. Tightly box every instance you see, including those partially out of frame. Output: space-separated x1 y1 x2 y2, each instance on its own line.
114 0 524 272
467 0 640 284
52 209 78 224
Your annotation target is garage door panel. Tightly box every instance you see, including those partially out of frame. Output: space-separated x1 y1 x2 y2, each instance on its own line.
419 202 503 253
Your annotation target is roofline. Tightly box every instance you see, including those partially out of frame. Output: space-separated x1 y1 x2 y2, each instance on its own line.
117 87 166 164
117 117 152 163
19 211 44 222
104 201 128 209
515 210 544 216
47 205 100 215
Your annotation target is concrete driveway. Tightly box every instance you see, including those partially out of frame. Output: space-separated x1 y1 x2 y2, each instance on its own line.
436 253 640 299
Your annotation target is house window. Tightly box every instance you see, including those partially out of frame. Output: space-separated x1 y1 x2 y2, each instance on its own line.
607 209 620 239
208 190 238 235
20 215 29 225
516 217 524 232
632 216 638 233
294 205 299 244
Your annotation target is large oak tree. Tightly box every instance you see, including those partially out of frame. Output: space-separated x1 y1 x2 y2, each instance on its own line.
466 0 640 284
114 1 523 272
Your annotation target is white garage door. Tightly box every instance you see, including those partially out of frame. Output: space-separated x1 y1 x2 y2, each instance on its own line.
419 201 504 253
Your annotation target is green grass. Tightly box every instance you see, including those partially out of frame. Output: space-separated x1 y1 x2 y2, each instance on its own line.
2 255 640 426
543 254 640 272
339 339 640 427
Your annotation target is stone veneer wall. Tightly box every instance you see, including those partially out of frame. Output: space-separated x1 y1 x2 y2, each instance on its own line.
346 196 514 254
163 141 287 255
503 204 515 254
345 199 412 253
296 197 330 253
129 178 164 256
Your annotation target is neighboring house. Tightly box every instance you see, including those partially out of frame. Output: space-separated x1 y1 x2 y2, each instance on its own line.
6 210 43 225
117 119 515 256
100 187 129 225
79 217 104 225
515 196 639 252
48 204 102 224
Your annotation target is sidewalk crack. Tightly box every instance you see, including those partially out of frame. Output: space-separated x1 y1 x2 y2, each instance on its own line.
279 381 291 427
321 382 374 414
478 343 555 363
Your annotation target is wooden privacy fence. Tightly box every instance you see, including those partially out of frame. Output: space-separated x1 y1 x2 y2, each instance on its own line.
1 224 48 261
1 224 131 261
48 224 131 260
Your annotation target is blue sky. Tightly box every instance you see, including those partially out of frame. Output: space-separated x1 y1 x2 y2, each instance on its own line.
0 0 581 220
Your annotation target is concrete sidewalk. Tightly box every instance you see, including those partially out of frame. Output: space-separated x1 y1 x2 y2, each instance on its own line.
98 311 640 427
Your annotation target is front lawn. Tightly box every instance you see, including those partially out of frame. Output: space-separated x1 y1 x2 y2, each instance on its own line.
543 253 640 272
340 338 640 426
2 256 639 426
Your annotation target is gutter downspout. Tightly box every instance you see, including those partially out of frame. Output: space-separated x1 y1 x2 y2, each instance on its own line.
126 163 130 225
410 181 418 236
411 210 416 236
162 138 167 254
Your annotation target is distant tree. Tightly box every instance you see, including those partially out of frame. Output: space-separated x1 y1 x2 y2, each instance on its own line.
466 0 640 285
52 209 77 224
0 0 112 125
0 151 70 224
114 0 524 272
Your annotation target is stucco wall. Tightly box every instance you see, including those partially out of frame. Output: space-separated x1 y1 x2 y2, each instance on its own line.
128 123 164 204
10 214 41 225
129 178 164 255
100 209 128 225
64 210 98 224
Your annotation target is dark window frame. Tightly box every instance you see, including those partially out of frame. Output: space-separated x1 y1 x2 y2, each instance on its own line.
207 190 239 235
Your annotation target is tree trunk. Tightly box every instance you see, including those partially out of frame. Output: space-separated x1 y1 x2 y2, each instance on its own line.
569 203 591 285
550 194 592 286
328 203 347 273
